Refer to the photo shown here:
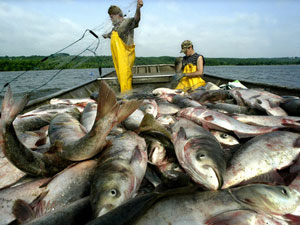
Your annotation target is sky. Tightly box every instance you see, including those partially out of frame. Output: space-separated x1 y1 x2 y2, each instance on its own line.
0 0 300 58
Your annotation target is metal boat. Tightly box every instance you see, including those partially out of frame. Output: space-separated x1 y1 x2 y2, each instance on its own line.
6 64 300 113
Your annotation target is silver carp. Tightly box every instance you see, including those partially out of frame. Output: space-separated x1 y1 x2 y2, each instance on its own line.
0 147 26 189
0 86 71 177
288 173 300 216
139 99 158 118
177 107 279 138
50 81 142 161
205 209 289 225
230 88 287 116
171 94 203 108
90 131 147 217
210 130 240 148
0 177 49 225
22 197 92 225
233 114 300 128
122 108 144 131
13 104 81 132
157 100 181 116
134 184 300 225
80 102 97 132
22 160 98 220
171 118 226 190
230 184 300 216
223 131 300 189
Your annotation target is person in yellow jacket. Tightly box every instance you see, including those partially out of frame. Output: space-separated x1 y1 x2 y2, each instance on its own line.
103 0 143 94
172 40 206 92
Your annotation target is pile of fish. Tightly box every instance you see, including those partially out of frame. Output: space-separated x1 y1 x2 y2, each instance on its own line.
1 80 300 225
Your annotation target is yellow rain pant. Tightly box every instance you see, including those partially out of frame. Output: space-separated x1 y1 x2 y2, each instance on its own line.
175 63 206 92
111 31 135 94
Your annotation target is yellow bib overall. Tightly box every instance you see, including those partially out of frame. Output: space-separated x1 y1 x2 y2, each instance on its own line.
111 31 136 93
175 64 206 92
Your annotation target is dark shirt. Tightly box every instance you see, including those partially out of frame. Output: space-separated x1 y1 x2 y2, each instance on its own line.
182 53 205 69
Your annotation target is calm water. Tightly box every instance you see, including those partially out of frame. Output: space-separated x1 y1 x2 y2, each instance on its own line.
0 68 114 107
1 65 300 106
204 65 300 89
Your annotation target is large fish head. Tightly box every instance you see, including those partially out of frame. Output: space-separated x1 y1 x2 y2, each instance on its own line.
174 126 225 190
149 140 166 165
91 160 135 218
161 161 190 187
231 184 300 215
185 137 226 190
210 130 239 147
156 115 176 127
140 99 158 118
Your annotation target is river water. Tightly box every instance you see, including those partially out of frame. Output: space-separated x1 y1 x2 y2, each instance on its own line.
0 65 300 106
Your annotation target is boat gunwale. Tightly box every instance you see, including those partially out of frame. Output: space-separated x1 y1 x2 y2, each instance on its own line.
1 64 300 115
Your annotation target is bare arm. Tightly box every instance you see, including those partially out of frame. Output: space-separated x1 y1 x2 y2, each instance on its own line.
134 0 143 24
184 55 204 78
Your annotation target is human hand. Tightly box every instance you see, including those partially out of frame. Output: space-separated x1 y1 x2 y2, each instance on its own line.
137 0 143 8
102 34 109 39
173 73 185 82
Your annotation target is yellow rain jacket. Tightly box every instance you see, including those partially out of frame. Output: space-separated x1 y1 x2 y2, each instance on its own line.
175 54 206 92
111 31 136 93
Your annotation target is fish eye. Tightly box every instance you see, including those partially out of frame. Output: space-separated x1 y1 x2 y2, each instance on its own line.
173 165 179 170
197 153 206 160
110 189 118 197
281 188 288 196
256 99 262 104
220 133 228 139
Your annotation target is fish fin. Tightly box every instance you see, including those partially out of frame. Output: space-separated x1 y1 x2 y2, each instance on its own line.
95 81 117 121
239 170 285 186
290 154 300 173
30 191 49 206
13 199 36 223
1 85 30 124
177 127 187 141
281 119 300 127
293 137 300 148
205 210 251 225
28 191 53 217
233 131 253 139
130 145 143 164
138 113 172 139
114 99 143 124
35 137 47 147
79 123 88 134
283 214 300 225
201 122 211 132
48 140 64 154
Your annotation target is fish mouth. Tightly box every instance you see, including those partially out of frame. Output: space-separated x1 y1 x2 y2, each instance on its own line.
96 204 114 217
200 165 223 190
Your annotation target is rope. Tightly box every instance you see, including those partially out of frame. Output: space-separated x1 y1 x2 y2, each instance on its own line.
0 29 99 95
29 39 100 94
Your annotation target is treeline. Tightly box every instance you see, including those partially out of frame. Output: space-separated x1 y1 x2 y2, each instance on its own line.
0 54 300 71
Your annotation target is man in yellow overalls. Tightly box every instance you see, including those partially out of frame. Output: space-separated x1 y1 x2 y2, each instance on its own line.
103 1 143 94
172 40 206 92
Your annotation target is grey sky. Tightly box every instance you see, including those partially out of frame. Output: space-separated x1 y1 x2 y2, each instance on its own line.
0 0 299 57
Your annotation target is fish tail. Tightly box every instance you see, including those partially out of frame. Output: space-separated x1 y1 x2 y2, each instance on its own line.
94 80 141 125
95 81 117 121
1 86 30 125
13 199 36 223
138 113 172 139
115 99 143 124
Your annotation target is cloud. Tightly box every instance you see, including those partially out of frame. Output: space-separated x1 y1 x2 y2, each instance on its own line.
0 2 91 56
0 1 299 58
